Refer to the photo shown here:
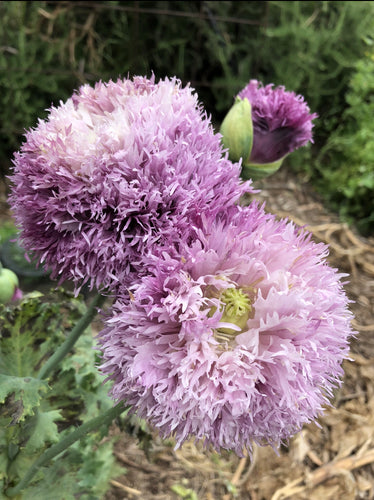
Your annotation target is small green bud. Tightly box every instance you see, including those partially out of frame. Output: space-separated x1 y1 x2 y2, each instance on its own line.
241 156 286 181
220 97 253 164
0 266 19 304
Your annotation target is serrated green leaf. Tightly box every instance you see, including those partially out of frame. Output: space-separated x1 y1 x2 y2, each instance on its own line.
0 288 121 497
24 410 61 454
0 289 87 375
77 441 122 498
0 375 49 422
20 459 79 500
19 437 124 500
47 334 113 424
61 333 99 388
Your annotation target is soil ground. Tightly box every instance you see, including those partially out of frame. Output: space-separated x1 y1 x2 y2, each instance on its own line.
2 166 374 500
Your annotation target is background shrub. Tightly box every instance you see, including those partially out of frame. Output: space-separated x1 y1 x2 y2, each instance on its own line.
316 52 374 235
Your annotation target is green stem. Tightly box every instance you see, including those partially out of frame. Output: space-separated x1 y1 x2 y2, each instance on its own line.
37 293 106 380
5 402 127 497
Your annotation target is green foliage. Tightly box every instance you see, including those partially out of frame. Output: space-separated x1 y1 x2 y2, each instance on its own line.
21 437 123 500
0 375 50 423
0 290 123 498
316 52 374 234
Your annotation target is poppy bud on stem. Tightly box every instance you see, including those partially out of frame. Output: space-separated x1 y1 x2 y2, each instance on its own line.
220 97 253 164
0 263 19 304
221 80 317 181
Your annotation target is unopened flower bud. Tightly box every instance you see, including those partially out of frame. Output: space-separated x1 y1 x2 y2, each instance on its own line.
223 80 317 180
0 265 19 304
220 97 253 164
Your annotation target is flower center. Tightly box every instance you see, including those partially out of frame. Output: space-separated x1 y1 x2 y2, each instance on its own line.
215 287 252 341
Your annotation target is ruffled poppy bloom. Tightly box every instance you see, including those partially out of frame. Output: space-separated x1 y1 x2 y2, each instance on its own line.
221 80 317 179
238 80 317 164
9 75 250 292
98 203 354 455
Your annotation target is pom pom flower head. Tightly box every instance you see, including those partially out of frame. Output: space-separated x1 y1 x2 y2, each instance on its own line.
99 203 354 455
221 80 317 180
10 75 250 292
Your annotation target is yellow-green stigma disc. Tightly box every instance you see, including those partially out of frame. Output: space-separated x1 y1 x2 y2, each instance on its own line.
217 287 252 336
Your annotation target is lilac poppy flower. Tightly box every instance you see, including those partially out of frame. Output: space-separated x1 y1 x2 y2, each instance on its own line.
9 75 251 292
99 203 354 455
